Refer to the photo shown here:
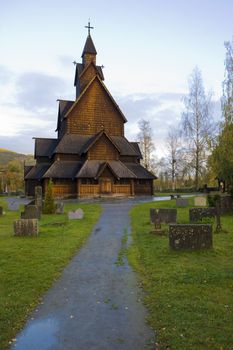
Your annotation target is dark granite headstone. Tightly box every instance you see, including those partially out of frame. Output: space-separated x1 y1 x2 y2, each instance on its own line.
150 208 156 224
150 208 177 224
158 208 177 224
176 198 189 207
21 205 41 219
189 207 216 223
169 224 212 250
0 206 3 216
14 219 38 236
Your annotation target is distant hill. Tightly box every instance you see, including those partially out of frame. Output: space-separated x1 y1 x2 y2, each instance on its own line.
0 148 34 167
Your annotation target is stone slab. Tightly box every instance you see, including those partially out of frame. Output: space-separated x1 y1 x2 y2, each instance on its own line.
194 196 207 207
150 208 177 224
169 224 212 250
68 208 84 220
21 205 41 219
189 207 216 223
14 219 39 236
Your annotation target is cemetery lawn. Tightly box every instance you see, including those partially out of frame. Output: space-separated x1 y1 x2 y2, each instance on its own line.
129 199 233 350
0 198 101 350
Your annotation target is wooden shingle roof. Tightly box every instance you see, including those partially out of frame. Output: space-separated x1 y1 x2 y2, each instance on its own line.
54 134 93 154
25 163 51 180
65 75 127 122
74 63 104 87
76 160 136 179
81 35 97 57
34 138 58 158
43 161 83 179
124 163 156 179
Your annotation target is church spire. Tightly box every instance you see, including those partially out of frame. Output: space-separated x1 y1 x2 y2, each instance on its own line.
82 21 97 66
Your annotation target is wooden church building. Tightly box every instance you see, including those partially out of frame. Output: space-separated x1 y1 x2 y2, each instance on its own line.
25 24 156 197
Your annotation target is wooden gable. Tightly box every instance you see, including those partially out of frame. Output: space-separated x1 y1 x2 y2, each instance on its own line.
88 133 119 160
66 76 126 136
79 62 101 92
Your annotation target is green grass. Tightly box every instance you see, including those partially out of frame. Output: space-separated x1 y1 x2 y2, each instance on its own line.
128 198 233 350
0 198 101 350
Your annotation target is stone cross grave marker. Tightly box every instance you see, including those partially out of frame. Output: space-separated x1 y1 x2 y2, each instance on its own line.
176 198 189 207
194 196 207 207
169 224 212 250
14 219 39 236
21 205 41 219
68 208 84 220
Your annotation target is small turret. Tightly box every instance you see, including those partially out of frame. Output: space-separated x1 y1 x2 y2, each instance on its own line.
82 21 97 66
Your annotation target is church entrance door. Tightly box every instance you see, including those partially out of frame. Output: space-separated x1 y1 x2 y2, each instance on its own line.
100 178 112 194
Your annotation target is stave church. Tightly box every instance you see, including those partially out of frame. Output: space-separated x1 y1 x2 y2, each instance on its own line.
24 23 156 198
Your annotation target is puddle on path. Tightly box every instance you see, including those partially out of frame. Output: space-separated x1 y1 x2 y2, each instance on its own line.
12 317 59 350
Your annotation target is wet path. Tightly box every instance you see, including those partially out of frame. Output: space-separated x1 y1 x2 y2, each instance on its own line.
11 201 155 350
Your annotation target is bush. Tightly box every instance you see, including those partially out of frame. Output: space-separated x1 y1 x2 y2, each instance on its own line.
43 179 55 214
207 194 221 207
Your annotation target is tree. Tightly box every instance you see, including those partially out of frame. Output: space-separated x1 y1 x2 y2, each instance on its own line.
222 39 233 125
165 128 184 190
43 179 55 214
210 123 233 189
137 119 156 173
181 67 214 190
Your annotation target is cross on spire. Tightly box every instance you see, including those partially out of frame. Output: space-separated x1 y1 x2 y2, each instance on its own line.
85 20 94 36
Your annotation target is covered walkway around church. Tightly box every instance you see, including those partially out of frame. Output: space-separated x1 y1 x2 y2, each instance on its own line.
11 199 156 350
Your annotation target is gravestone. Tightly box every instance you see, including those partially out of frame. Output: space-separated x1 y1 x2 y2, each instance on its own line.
21 205 41 219
194 196 207 207
8 201 19 211
189 208 216 223
169 224 212 250
150 208 156 224
55 202 64 214
215 201 222 232
176 198 189 207
158 208 177 223
35 186 43 213
68 208 84 220
14 219 38 236
150 208 177 224
0 206 3 216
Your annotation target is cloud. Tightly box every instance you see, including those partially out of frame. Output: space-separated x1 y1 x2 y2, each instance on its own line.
16 72 68 112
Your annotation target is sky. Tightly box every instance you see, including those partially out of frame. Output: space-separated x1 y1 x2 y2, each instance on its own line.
0 0 232 157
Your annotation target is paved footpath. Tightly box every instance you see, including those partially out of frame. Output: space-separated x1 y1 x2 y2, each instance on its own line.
11 201 155 350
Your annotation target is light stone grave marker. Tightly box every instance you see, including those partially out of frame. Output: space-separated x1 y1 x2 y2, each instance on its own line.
8 201 19 211
68 208 84 220
194 196 207 207
55 202 64 214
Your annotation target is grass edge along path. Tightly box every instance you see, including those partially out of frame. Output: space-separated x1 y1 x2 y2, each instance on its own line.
128 199 233 350
0 199 101 350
